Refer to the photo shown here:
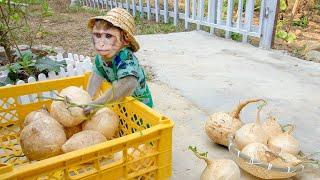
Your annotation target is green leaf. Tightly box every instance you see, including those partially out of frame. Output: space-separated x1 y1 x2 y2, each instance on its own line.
9 63 22 73
35 57 66 72
279 0 287 11
286 33 296 43
11 13 21 22
276 30 288 39
7 71 18 82
21 51 33 62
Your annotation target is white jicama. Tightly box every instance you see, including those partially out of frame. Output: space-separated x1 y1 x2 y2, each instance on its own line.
62 130 106 153
23 106 62 128
50 86 92 127
270 152 302 167
82 107 119 139
262 116 283 139
205 99 263 147
189 146 240 180
267 125 300 155
241 143 270 163
20 120 66 160
234 103 269 150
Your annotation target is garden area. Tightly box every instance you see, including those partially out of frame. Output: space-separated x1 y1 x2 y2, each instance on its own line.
0 0 320 179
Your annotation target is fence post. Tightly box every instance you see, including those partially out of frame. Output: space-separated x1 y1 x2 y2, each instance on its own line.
259 0 279 49
225 0 234 38
217 0 223 25
185 0 190 29
146 0 151 20
139 0 143 18
173 0 179 26
155 0 160 22
192 0 196 20
132 0 136 16
242 0 254 43
164 0 169 23
197 0 204 30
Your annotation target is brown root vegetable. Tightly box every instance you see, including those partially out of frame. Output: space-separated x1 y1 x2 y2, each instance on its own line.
64 125 82 139
23 106 63 128
205 99 263 146
61 130 106 153
235 103 269 150
189 146 241 180
267 125 300 155
262 116 283 139
127 144 155 173
242 143 270 163
50 86 92 127
270 152 302 167
82 107 119 139
20 120 66 160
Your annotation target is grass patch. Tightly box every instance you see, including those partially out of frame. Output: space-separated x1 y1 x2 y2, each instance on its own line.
135 13 186 34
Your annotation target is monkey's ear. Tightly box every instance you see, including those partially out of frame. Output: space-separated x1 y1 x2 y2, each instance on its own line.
122 32 130 46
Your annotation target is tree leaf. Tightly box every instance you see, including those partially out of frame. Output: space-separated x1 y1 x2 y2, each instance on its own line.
286 33 297 43
35 57 66 72
9 63 22 73
280 0 287 11
21 50 33 62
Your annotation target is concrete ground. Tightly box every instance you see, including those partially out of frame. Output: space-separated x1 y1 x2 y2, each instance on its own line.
135 31 320 180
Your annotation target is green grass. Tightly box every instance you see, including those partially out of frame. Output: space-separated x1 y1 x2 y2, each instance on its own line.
134 13 186 35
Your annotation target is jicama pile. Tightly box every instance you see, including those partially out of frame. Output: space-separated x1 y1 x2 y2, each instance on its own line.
205 99 264 146
189 146 241 180
202 98 319 179
232 101 304 168
19 86 120 161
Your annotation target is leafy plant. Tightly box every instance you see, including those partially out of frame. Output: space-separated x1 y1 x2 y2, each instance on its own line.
0 50 66 85
292 16 309 28
280 0 287 11
231 32 242 42
276 30 297 43
188 146 208 157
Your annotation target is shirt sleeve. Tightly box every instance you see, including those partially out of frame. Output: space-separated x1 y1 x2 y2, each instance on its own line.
92 55 107 79
92 64 105 79
116 52 139 80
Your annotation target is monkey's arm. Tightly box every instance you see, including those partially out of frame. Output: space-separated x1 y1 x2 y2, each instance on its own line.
87 72 104 98
93 76 138 104
83 76 138 115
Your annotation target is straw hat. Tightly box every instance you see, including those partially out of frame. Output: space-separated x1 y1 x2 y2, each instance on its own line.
87 8 140 52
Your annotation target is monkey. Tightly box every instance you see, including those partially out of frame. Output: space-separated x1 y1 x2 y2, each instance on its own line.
84 8 153 115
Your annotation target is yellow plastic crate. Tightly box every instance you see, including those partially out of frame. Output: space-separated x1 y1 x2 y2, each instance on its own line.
0 73 174 180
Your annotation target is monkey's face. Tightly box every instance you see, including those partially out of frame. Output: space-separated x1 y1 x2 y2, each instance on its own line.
92 25 128 59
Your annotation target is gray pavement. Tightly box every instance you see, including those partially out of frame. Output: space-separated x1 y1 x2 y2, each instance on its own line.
136 31 320 179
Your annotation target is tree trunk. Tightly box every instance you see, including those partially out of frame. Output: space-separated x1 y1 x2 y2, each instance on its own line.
3 44 13 63
0 29 14 63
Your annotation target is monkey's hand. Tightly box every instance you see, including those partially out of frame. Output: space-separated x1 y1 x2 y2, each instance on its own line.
83 76 138 116
83 103 96 116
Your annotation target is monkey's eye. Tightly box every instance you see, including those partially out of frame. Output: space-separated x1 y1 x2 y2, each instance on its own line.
106 33 112 39
94 33 102 38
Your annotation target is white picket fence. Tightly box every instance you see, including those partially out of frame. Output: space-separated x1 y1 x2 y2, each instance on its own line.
1 52 93 87
0 53 93 124
74 0 279 49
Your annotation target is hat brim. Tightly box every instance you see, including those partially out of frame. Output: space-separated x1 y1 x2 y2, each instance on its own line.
87 17 140 52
